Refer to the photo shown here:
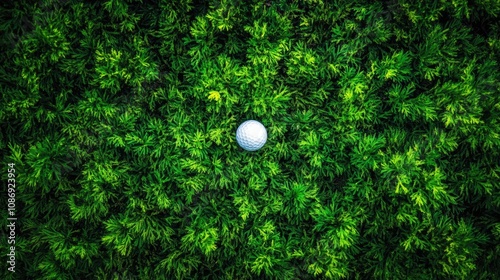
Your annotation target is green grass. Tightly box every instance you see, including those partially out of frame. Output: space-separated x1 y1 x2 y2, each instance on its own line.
1 0 499 279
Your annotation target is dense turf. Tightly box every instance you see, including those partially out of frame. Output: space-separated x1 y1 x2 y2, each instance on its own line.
1 0 499 279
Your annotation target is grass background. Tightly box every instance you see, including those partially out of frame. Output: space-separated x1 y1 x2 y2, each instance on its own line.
1 0 500 279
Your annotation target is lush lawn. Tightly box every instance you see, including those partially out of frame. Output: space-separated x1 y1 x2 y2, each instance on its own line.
1 0 499 279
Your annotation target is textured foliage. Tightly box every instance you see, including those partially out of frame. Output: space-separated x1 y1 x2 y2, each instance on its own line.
1 0 499 279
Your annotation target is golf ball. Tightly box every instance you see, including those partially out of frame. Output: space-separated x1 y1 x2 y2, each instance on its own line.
236 120 267 151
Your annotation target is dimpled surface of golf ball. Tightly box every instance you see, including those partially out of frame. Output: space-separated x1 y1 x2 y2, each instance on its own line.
236 120 267 151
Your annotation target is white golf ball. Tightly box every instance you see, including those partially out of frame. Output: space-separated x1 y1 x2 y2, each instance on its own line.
236 120 267 151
